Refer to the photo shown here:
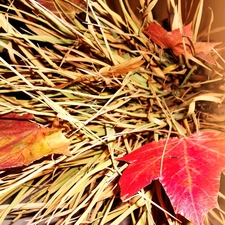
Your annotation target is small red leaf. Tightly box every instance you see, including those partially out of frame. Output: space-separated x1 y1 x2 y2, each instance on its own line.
0 113 70 169
145 22 175 49
145 22 220 63
118 132 225 225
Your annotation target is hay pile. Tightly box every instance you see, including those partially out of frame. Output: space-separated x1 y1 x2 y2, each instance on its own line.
0 0 224 224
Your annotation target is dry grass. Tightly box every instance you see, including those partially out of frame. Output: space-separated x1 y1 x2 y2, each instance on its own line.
0 0 224 224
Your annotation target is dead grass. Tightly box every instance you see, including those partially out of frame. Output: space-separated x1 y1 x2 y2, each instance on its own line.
0 0 224 224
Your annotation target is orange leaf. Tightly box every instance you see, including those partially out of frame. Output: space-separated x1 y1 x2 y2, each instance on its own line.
0 113 70 170
100 56 145 76
37 0 85 18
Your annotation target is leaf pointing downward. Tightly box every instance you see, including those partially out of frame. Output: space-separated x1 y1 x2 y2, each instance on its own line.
0 113 70 170
118 132 225 225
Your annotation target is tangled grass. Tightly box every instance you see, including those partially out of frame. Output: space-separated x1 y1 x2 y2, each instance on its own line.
0 0 224 224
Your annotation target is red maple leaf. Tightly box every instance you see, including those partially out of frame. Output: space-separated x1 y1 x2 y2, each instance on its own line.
145 22 220 64
118 132 225 225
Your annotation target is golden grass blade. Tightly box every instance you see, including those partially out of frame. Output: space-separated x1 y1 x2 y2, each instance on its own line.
192 0 204 41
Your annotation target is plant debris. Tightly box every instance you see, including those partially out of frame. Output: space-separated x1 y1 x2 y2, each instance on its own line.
0 0 224 224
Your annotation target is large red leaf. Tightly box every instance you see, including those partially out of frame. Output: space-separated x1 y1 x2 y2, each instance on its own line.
0 113 70 169
145 22 220 63
118 132 225 225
